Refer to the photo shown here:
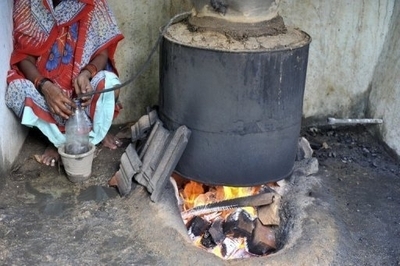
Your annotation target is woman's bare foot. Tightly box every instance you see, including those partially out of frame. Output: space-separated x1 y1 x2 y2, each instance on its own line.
34 145 60 166
102 133 123 150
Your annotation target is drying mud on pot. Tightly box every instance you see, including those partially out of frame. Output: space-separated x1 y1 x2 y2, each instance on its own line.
165 21 310 52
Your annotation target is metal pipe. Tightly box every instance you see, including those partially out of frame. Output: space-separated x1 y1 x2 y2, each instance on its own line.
181 192 275 220
76 11 192 100
327 117 384 125
191 0 280 22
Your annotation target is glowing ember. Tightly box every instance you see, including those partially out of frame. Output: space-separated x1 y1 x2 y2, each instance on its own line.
173 174 279 260
181 181 205 210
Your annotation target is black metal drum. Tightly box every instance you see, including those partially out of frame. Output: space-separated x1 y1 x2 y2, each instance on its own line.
159 25 311 186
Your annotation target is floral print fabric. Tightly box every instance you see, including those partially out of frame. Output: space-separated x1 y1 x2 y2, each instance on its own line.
6 0 124 130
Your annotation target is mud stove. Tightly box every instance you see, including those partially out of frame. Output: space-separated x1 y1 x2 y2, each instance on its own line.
111 0 314 260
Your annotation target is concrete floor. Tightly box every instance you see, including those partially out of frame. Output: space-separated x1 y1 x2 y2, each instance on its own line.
0 125 399 265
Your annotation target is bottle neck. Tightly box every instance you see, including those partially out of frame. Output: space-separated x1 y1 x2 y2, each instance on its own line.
73 99 82 111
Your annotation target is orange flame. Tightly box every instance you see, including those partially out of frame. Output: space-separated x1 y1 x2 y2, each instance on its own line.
179 180 261 217
176 177 264 260
181 181 204 210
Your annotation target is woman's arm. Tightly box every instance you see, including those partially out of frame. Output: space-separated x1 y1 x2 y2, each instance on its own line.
75 49 120 106
17 55 40 82
17 56 74 119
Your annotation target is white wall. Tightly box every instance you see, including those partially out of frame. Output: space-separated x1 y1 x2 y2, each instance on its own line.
0 0 28 176
368 1 400 157
108 0 192 124
280 0 395 119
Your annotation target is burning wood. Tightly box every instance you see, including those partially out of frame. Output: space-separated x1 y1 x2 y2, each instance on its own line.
208 218 225 244
171 176 283 259
224 210 254 238
186 216 211 237
182 191 276 220
247 219 277 255
257 195 281 226
168 138 320 260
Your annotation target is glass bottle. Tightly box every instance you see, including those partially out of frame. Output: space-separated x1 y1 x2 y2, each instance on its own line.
64 99 92 155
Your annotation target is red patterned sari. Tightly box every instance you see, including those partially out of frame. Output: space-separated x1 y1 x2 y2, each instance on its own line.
6 0 124 146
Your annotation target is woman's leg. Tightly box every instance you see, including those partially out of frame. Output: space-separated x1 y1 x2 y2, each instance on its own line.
88 71 123 149
6 79 65 166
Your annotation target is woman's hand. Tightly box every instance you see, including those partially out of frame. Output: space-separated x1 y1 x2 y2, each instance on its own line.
73 71 93 107
17 56 75 118
41 81 74 119
73 50 109 107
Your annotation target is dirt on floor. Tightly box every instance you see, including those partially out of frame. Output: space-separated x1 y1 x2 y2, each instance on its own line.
300 124 400 265
0 123 399 265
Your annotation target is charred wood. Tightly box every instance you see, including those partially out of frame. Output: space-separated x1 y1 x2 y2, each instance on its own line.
246 219 276 255
257 195 281 226
201 230 217 249
208 218 225 244
223 210 254 238
187 216 211 237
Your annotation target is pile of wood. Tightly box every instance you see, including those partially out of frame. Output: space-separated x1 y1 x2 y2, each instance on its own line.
179 185 281 259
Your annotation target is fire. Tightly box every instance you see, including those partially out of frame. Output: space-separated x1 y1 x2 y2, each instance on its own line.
222 186 259 200
181 181 204 210
180 180 261 217
220 186 260 217
173 175 278 260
